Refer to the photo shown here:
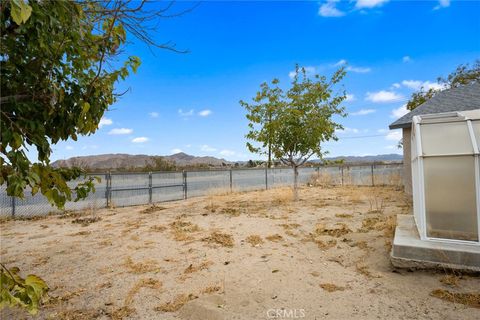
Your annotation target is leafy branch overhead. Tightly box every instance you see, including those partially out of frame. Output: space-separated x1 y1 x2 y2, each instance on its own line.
0 0 188 208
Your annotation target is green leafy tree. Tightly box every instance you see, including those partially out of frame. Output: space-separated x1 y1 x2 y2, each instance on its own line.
0 0 189 314
241 79 283 168
406 60 480 111
242 65 347 200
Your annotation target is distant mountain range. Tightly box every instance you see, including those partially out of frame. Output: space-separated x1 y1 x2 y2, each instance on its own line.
52 152 402 171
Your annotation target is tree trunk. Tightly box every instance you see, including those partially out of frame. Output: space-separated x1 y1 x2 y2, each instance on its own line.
293 165 299 201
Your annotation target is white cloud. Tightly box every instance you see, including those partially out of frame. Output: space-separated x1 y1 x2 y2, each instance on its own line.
65 145 74 150
171 148 182 154
345 94 356 102
391 83 401 89
347 66 371 73
355 0 389 9
377 128 388 133
132 137 149 143
98 117 113 128
350 108 376 116
288 66 317 79
402 56 411 63
401 80 445 91
434 0 450 10
198 109 212 117
318 0 345 17
336 127 360 134
366 90 404 103
219 149 236 157
391 104 408 119
386 130 402 141
108 128 133 135
149 112 159 118
200 144 217 152
178 109 194 117
333 59 371 73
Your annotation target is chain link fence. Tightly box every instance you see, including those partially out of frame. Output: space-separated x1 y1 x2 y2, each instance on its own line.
0 163 403 218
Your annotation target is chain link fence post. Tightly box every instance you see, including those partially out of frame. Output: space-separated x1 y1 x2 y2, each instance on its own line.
229 169 233 192
183 170 187 200
11 196 15 218
148 172 152 204
265 167 268 190
371 163 375 186
105 171 111 207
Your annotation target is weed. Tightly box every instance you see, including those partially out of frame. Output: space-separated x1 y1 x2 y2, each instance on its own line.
125 278 162 306
319 283 345 292
266 234 284 242
245 235 264 247
155 293 198 312
124 257 161 274
430 289 480 308
141 205 167 214
202 231 234 247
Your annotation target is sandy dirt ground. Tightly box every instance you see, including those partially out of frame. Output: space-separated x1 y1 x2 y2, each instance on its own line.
1 185 479 320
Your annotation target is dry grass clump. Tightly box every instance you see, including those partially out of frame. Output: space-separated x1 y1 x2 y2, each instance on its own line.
124 257 161 274
111 306 135 320
245 235 264 247
335 213 353 219
266 234 284 242
219 207 241 217
155 293 198 312
201 285 222 294
440 274 461 287
150 224 167 232
430 289 480 308
71 216 101 227
314 223 351 238
202 231 234 247
367 195 385 213
279 223 301 230
183 260 213 274
319 283 345 292
270 188 294 205
125 278 162 306
309 172 334 187
315 239 337 250
169 219 201 241
141 205 167 214
69 230 91 236
204 202 219 213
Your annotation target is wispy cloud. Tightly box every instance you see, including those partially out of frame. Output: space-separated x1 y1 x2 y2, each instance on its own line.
318 0 345 17
401 80 445 91
434 0 450 10
65 145 74 150
345 94 356 102
98 117 113 128
365 90 404 103
288 66 317 79
334 59 371 73
402 55 411 63
149 112 159 118
336 127 360 134
108 128 133 135
132 137 149 143
171 148 182 154
350 108 376 116
200 144 216 152
355 0 389 9
219 149 236 157
390 104 408 119
198 109 212 117
385 130 402 141
178 109 194 117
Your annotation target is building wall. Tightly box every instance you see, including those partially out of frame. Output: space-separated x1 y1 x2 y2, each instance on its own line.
403 127 412 195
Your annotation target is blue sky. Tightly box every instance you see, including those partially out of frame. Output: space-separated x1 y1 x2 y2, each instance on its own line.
51 0 480 162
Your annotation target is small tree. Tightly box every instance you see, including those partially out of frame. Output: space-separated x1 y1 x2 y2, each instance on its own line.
406 60 480 111
242 65 347 200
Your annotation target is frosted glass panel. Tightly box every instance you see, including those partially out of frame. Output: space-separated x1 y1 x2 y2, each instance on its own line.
472 120 480 150
421 122 473 155
424 156 478 241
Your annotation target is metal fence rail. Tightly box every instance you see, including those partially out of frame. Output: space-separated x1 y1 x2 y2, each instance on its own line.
0 163 403 218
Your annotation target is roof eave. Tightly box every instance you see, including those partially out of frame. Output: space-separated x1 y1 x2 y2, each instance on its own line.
389 122 412 130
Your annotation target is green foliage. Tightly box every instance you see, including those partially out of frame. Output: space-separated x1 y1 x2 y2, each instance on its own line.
0 0 142 208
241 65 347 198
406 60 480 111
0 264 49 315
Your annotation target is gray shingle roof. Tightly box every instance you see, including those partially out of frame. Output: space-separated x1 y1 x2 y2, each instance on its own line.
389 81 480 130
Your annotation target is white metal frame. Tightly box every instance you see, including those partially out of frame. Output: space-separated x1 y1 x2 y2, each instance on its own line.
411 111 480 246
